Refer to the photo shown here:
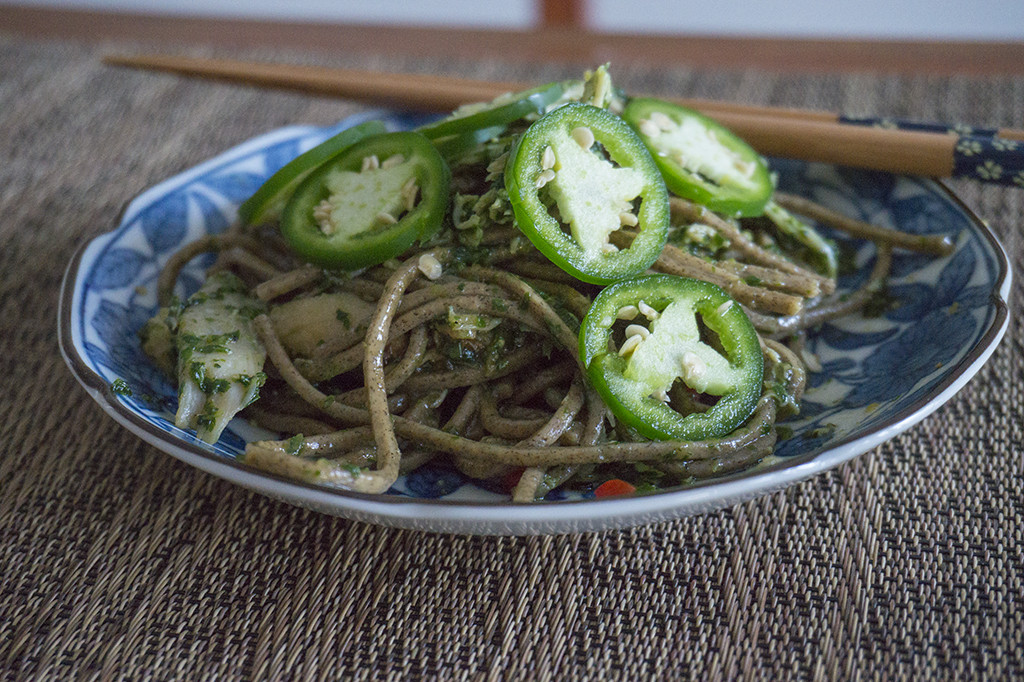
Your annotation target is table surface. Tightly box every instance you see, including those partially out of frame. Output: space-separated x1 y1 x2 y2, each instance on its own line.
1 13 1022 680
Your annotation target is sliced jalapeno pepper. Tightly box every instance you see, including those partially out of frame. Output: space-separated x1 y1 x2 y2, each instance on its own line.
280 131 450 270
431 124 506 164
580 274 763 441
417 81 566 140
622 98 774 218
505 103 670 285
238 120 387 226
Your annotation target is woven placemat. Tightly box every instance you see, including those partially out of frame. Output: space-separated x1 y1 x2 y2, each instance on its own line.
0 34 1021 680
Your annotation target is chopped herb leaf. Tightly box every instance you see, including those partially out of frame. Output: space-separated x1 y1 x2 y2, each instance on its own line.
111 378 132 396
285 434 305 455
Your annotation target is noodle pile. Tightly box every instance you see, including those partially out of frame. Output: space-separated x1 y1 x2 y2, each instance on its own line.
146 102 953 503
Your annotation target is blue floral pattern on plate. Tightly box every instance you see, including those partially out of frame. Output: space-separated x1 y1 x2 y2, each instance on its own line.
59 111 1010 534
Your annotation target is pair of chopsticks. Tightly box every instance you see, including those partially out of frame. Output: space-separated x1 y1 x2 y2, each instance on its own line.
103 53 1024 187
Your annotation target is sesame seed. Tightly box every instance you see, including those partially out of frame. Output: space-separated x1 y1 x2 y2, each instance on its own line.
361 155 380 172
535 169 556 189
638 119 661 138
733 158 755 178
401 177 419 211
616 305 638 321
650 111 677 131
417 253 444 280
571 126 595 149
651 388 670 403
637 300 659 320
313 199 334 234
625 324 650 340
618 334 643 357
380 154 405 169
681 351 708 390
541 145 556 170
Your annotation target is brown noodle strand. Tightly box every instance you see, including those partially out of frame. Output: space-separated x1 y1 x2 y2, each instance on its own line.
713 260 823 297
301 426 377 451
388 392 779 467
362 249 453 492
579 389 608 447
211 247 282 282
393 294 549 338
399 346 540 393
398 450 435 475
763 338 808 402
243 406 340 437
242 444 367 488
504 259 583 284
480 388 551 440
613 230 809 316
253 264 322 301
669 197 836 294
746 242 893 336
255 314 369 427
521 279 593 320
256 311 783 468
335 277 387 301
459 266 582 363
508 364 578 406
157 233 266 305
654 419 778 479
519 379 585 447
775 192 956 256
443 385 486 434
534 465 578 498
654 254 805 316
294 344 366 383
511 468 546 502
503 405 554 420
378 325 430 393
397 280 511 314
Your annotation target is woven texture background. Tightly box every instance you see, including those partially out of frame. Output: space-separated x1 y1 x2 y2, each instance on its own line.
1 34 1022 680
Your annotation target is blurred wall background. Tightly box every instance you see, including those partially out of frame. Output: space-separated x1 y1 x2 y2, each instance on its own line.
9 0 1024 40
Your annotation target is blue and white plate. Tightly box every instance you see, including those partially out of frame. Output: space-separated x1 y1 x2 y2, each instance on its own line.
59 111 1011 535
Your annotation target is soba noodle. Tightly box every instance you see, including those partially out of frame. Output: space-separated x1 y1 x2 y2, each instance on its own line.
141 77 953 502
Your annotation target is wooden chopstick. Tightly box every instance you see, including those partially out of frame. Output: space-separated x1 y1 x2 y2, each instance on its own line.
663 97 1024 142
103 53 529 114
102 53 1024 183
